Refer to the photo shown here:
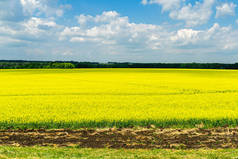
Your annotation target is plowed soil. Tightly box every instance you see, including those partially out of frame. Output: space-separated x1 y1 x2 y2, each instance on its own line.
1 128 238 149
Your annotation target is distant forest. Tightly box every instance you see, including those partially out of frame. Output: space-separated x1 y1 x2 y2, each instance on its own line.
1 60 238 69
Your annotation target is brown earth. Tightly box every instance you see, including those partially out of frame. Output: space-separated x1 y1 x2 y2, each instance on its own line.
0 127 238 149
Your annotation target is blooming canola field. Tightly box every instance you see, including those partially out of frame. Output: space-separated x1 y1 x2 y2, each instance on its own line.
1 69 238 129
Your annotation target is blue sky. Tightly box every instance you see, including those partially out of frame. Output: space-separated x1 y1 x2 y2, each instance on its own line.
0 0 238 63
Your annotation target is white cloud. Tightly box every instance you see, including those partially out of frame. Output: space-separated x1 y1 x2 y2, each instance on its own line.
76 11 121 25
60 11 238 57
0 0 67 50
171 29 201 46
95 11 119 23
216 3 236 18
56 9 63 17
170 23 238 52
76 15 93 25
60 4 72 10
142 0 215 27
142 0 181 11
23 17 58 35
0 16 62 49
20 0 67 17
0 0 70 23
141 0 148 5
20 0 41 15
0 0 26 22
61 11 166 50
70 37 85 42
170 0 215 27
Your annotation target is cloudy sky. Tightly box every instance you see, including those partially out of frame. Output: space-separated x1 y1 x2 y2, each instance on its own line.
0 0 238 63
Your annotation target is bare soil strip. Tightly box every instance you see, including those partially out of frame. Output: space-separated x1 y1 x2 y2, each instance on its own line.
0 128 238 149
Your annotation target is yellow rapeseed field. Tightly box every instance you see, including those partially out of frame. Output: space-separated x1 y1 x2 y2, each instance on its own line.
0 69 238 128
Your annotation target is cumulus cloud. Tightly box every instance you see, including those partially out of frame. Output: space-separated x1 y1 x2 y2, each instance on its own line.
170 29 201 46
141 0 148 5
141 0 181 11
61 11 168 51
170 23 235 50
216 3 236 18
23 17 59 35
0 0 69 49
0 17 61 49
20 0 69 17
0 0 26 22
60 11 238 57
76 15 93 25
170 0 215 27
0 0 63 49
76 11 120 26
142 0 215 27
0 0 70 23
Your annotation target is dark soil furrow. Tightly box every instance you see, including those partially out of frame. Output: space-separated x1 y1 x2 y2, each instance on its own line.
0 128 238 149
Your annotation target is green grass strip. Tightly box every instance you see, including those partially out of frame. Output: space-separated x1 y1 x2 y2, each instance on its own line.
0 118 238 129
0 146 238 159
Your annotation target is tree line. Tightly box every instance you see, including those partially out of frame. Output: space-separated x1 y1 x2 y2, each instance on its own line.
0 60 238 69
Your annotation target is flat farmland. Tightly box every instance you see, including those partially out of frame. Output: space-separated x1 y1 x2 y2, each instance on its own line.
0 69 238 129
